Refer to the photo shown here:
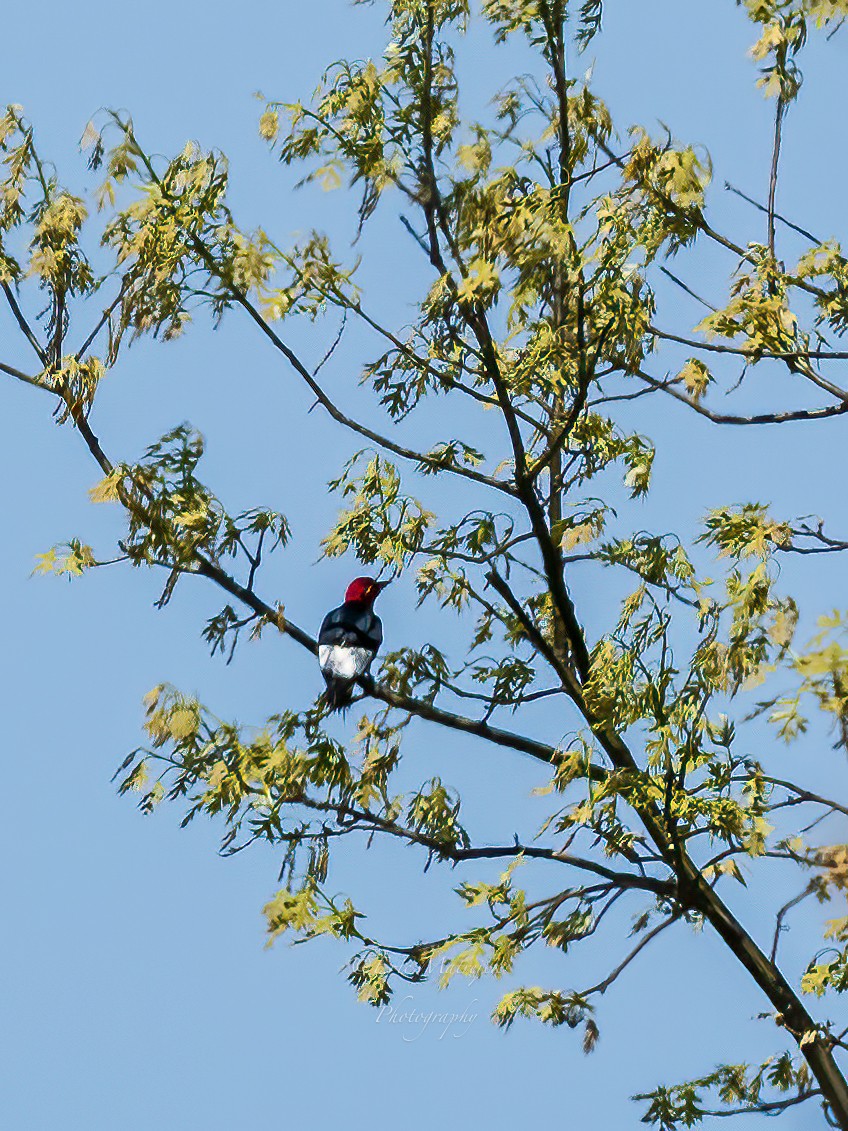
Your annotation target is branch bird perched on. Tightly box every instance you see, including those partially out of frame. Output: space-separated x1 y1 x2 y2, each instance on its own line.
318 577 391 709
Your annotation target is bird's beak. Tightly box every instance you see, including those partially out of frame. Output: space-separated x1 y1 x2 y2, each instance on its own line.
376 579 393 591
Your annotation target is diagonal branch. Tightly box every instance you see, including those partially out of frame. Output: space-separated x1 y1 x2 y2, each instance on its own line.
725 181 821 246
659 265 718 313
200 261 517 497
271 235 551 437
770 883 815 964
74 284 126 361
2 282 48 367
759 776 848 822
0 360 49 394
298 798 673 895
582 912 680 997
698 1091 823 1119
485 568 573 686
636 368 848 426
597 136 835 308
121 129 516 499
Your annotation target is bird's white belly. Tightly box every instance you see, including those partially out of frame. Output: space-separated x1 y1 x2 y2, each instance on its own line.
318 644 373 679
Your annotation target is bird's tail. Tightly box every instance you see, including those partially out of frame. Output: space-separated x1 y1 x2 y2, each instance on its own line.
322 676 354 712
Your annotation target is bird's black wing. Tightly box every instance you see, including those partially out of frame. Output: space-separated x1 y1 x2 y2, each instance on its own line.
318 605 349 645
361 610 383 654
318 604 383 652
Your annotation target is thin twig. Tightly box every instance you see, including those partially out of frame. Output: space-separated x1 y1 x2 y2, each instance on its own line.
767 97 786 260
74 286 126 361
582 913 680 996
649 325 848 366
725 181 821 246
0 360 49 393
658 266 717 313
1 283 48 366
770 883 814 964
697 1091 822 1118
636 368 848 426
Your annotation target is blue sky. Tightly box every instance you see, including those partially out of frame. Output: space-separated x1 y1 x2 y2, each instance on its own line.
2 2 847 1128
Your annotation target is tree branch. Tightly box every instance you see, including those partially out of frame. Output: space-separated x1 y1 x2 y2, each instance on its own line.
770 883 815 964
582 912 680 997
74 285 126 361
636 368 848 426
302 799 673 895
698 1090 822 1119
649 325 848 367
725 180 821 246
0 360 49 394
767 96 786 260
2 282 48 367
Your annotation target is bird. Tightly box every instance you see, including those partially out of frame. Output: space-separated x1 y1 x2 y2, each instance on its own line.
318 576 391 710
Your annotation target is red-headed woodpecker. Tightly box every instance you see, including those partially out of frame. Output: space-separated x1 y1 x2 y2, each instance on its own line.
318 576 390 709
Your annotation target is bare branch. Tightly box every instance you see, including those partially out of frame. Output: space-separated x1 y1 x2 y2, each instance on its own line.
304 799 674 895
213 281 517 496
582 913 680 997
658 265 718 313
783 523 848 556
770 883 815 964
0 360 49 394
2 282 48 367
649 325 848 367
725 181 821 246
698 1091 823 1119
74 284 127 361
767 96 786 260
636 368 848 426
760 776 848 823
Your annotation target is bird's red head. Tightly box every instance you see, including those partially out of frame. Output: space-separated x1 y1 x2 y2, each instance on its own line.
345 576 390 606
